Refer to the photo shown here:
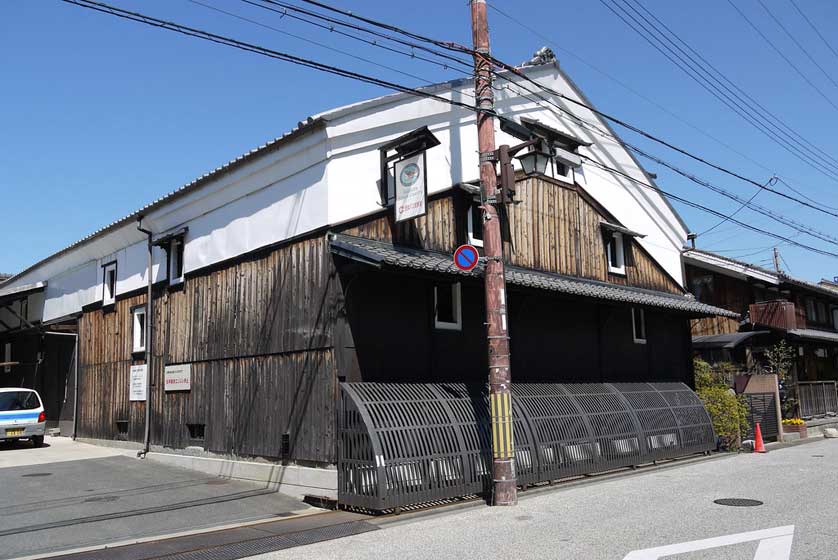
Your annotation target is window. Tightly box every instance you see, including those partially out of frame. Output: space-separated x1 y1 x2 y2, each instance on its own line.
816 301 827 324
169 238 185 285
102 262 117 306
3 343 10 373
805 298 817 322
132 306 146 353
434 282 462 330
632 308 646 344
467 203 483 247
833 308 838 329
606 232 626 275
0 390 40 411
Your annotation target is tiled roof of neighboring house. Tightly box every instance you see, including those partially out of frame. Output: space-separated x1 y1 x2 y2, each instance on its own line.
684 248 838 299
787 328 838 343
330 234 738 318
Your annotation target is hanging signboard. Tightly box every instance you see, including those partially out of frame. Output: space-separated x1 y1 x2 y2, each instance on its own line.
129 364 147 402
394 152 427 223
164 363 192 392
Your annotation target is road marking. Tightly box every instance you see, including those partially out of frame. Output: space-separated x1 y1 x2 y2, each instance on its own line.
622 525 795 560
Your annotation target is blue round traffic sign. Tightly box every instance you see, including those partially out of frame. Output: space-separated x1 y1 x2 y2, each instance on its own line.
453 244 479 272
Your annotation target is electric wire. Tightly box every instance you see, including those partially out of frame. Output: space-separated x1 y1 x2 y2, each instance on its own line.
187 0 436 85
485 69 838 245
61 0 838 259
621 0 838 173
725 0 838 114
756 0 838 92
582 157 838 258
60 0 480 114
600 0 838 181
237 0 472 75
245 0 838 219
788 0 838 64
487 0 837 218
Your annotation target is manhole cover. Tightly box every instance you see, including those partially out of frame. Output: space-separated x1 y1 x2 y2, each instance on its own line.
714 498 763 507
21 473 52 477
84 496 119 503
206 479 230 485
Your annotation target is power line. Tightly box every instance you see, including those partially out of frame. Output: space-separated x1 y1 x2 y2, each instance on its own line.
757 0 838 92
487 0 838 222
582 156 838 258
187 0 435 85
60 0 480 112
600 0 838 181
237 0 472 75
618 0 838 179
268 0 838 218
788 0 838 65
725 0 838 113
61 0 838 260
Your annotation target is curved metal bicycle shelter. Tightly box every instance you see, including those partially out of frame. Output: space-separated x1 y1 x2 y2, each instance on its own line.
338 382 715 511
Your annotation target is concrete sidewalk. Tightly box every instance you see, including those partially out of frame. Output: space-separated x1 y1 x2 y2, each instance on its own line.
0 437 315 560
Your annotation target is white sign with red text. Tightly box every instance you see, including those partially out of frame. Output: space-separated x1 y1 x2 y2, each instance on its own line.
394 152 426 222
164 364 192 392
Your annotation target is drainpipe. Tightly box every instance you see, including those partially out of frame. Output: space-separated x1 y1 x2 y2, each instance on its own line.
137 217 153 458
43 331 78 438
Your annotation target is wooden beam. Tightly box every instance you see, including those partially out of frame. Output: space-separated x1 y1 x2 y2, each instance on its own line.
2 304 35 330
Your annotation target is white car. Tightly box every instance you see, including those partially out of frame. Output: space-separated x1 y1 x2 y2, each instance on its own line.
0 388 46 447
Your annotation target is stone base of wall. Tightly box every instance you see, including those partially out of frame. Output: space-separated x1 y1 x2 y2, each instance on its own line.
76 438 337 500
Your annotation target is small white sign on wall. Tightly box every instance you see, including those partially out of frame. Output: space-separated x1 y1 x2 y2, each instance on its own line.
129 364 147 402
164 363 192 392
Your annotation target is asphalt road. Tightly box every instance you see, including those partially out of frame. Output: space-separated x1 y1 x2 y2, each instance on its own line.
0 438 309 559
256 438 838 560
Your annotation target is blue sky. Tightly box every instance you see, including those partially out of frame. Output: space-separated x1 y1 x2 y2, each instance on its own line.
2 0 837 283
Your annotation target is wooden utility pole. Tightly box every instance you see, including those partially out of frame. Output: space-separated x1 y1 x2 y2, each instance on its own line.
470 0 517 506
773 247 781 273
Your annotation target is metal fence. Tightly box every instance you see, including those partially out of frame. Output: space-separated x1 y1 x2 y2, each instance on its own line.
338 382 716 511
742 392 778 441
798 381 838 418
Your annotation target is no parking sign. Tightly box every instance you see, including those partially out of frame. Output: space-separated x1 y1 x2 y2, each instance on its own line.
453 244 480 272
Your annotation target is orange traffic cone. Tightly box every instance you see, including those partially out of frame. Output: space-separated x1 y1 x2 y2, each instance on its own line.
754 422 766 453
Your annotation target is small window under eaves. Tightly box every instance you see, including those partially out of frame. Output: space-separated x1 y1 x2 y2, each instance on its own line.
169 237 185 285
606 232 626 275
632 308 646 344
132 306 146 353
467 203 483 247
102 262 117 306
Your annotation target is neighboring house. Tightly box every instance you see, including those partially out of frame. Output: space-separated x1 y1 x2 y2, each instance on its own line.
0 57 731 495
684 249 838 416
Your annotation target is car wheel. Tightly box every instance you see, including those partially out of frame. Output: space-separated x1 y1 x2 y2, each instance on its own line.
32 435 44 448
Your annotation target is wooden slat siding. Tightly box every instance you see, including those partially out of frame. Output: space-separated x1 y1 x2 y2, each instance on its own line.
77 235 340 463
341 181 683 294
690 316 741 337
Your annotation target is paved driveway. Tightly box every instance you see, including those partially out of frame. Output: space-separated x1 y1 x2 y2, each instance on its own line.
0 437 311 559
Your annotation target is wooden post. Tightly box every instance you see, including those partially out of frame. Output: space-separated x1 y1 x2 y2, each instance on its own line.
470 0 517 506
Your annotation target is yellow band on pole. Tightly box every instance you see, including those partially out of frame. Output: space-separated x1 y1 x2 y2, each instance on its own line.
491 392 514 459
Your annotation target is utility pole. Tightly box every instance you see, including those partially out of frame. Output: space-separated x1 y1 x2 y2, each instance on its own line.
773 247 781 273
470 0 517 506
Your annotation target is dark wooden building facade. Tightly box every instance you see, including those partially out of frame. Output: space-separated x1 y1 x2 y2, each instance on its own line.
64 174 727 465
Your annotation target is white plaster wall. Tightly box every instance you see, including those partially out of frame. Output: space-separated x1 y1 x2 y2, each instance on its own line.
5 64 689 325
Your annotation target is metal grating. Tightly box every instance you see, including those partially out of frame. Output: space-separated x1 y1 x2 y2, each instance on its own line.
714 498 763 507
339 382 716 511
742 393 778 441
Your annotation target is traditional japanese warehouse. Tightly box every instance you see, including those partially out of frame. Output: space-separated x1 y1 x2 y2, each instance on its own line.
0 56 733 505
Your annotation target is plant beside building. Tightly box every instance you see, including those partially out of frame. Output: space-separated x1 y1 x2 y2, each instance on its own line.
781 418 807 439
695 358 749 451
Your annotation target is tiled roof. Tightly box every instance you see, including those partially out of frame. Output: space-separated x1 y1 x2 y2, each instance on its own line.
787 329 838 343
684 249 838 299
330 234 738 318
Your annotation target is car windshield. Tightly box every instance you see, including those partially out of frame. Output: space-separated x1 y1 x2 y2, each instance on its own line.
0 391 40 411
